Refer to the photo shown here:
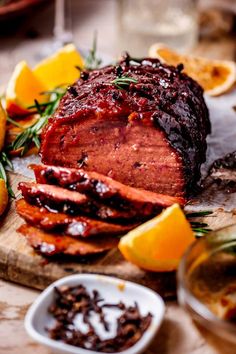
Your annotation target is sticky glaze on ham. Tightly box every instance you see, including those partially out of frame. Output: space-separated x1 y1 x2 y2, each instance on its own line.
40 54 210 197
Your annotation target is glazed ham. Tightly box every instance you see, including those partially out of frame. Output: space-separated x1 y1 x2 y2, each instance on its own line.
40 55 210 197
17 55 210 259
16 199 136 237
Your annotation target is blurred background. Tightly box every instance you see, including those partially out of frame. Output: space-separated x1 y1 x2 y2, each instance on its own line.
0 0 236 83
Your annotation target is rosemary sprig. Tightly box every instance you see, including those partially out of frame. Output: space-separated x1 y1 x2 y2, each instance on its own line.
27 101 53 110
191 228 212 234
84 32 102 70
186 210 213 237
111 75 138 90
0 88 66 198
8 88 65 156
186 210 213 218
7 116 24 129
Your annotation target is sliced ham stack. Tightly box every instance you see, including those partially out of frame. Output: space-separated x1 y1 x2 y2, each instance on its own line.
17 164 186 258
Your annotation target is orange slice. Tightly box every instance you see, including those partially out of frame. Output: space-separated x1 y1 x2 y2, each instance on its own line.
5 61 48 117
33 43 84 90
6 44 84 117
149 43 236 96
118 204 195 272
0 179 8 216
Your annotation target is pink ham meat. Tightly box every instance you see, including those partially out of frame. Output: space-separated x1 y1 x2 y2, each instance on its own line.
16 199 137 237
18 224 118 257
18 182 136 221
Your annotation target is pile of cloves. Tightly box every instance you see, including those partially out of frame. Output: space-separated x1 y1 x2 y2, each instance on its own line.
47 284 152 352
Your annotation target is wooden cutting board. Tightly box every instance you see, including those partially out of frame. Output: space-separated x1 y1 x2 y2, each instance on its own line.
1 89 236 298
0 170 236 299
0 173 179 297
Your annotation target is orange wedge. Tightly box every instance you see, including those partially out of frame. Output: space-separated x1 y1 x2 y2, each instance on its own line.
0 101 6 150
6 44 84 117
118 204 195 272
5 61 48 117
0 179 8 216
33 43 84 90
149 43 236 96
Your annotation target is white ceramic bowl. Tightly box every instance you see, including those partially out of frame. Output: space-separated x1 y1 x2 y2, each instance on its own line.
25 274 165 354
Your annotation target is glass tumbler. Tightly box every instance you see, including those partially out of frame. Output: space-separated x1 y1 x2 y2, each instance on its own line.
178 224 236 354
117 0 199 57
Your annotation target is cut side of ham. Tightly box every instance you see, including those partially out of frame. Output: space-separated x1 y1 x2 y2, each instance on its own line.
16 199 136 237
18 224 118 257
40 114 186 197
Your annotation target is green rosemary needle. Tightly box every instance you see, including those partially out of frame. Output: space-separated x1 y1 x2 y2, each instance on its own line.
186 210 213 237
84 32 102 70
9 88 65 155
7 116 24 129
111 75 138 90
186 210 213 218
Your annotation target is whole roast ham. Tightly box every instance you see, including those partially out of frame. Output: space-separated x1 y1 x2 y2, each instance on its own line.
17 55 210 258
40 54 210 198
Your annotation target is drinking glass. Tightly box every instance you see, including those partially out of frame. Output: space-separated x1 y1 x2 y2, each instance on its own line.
40 0 73 58
178 224 236 354
53 0 73 47
117 0 199 56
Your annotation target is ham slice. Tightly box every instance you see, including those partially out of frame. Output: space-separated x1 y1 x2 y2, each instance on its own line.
31 164 186 213
18 224 118 257
18 182 136 221
16 199 136 237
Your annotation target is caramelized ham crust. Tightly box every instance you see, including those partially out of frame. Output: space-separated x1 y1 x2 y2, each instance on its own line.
18 224 118 257
16 199 136 237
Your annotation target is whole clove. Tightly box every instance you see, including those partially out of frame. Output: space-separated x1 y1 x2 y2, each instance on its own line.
47 284 152 352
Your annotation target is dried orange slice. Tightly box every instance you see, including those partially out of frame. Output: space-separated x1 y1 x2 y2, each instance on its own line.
149 43 236 96
33 43 84 90
118 204 195 272
0 179 8 216
5 61 48 116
